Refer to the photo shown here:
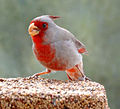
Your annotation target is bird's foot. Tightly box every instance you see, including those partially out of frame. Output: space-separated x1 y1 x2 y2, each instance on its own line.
27 69 52 79
27 74 39 79
85 76 91 81
78 76 91 81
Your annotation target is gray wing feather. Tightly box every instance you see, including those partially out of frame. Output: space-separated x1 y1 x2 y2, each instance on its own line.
54 26 88 54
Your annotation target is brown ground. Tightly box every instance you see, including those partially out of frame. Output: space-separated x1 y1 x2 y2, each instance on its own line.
0 77 109 109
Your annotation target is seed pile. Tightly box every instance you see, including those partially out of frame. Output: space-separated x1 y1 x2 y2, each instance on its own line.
0 77 109 109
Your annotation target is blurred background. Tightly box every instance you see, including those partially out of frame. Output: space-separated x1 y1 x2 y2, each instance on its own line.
0 0 120 108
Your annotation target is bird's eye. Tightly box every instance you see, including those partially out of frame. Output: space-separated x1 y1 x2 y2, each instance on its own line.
42 23 47 28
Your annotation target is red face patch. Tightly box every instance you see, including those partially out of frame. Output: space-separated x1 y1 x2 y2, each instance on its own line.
31 20 48 32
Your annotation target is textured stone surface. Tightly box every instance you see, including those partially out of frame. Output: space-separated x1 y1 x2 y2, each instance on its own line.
0 77 109 109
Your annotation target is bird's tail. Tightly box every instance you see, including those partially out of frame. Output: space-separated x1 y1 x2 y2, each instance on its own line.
66 62 89 81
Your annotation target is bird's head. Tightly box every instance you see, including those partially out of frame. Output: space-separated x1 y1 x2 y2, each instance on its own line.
28 15 60 38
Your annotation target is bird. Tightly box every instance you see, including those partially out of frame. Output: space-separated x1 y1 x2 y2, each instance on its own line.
28 15 90 81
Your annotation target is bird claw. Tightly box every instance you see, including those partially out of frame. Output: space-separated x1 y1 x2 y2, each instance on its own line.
78 76 91 81
85 76 91 81
27 74 38 79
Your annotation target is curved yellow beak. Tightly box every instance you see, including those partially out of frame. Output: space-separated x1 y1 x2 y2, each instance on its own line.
28 23 40 36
